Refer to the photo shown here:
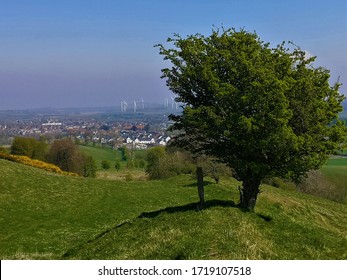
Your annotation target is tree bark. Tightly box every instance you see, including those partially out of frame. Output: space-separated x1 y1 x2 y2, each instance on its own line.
239 178 261 211
196 166 205 209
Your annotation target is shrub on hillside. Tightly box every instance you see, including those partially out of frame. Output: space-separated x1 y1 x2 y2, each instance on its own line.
146 146 195 179
0 146 9 153
146 146 173 179
101 160 111 170
83 156 97 178
0 152 78 176
195 156 232 184
11 137 48 161
167 149 195 175
47 138 96 177
297 170 346 202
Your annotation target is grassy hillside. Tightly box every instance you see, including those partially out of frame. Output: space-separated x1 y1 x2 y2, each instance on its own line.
78 145 119 170
0 159 346 260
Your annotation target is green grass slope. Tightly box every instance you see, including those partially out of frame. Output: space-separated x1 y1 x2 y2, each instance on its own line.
1 159 346 260
78 145 119 170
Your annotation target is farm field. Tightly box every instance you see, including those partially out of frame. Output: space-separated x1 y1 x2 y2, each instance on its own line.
78 145 120 170
1 158 346 260
78 144 148 180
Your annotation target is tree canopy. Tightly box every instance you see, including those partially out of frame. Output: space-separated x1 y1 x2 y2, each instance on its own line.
156 28 346 211
47 138 96 177
11 137 48 161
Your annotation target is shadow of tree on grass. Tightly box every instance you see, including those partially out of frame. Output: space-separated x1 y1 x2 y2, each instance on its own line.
139 199 236 218
62 199 236 258
183 181 214 188
62 199 272 258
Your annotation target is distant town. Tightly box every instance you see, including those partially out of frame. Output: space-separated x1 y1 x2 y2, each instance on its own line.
1 100 346 149
0 104 180 149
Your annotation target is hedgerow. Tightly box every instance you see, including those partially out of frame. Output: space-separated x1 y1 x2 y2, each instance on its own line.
0 152 78 176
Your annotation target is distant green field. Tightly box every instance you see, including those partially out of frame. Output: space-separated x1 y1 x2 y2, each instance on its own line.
78 145 119 170
1 159 346 260
78 145 147 172
321 156 347 203
325 157 347 166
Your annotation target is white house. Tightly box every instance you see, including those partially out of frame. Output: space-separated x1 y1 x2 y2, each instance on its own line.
159 136 171 146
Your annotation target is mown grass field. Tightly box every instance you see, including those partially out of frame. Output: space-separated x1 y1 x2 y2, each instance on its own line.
78 145 120 170
78 145 148 180
1 158 346 260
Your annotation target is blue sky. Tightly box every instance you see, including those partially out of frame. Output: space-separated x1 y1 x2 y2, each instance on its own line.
0 0 346 109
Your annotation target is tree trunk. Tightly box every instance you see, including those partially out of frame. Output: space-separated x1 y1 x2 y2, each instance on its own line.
239 178 261 211
196 166 205 209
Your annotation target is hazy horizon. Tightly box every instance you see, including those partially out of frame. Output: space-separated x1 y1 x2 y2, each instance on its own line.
1 0 346 110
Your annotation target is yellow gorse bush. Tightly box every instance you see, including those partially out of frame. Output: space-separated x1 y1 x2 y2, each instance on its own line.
0 152 78 176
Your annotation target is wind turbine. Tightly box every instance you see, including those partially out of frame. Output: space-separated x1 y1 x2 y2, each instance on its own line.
133 100 137 113
141 98 145 110
122 101 128 112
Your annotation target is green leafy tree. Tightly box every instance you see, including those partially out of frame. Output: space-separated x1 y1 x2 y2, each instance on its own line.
118 146 128 161
83 155 97 178
11 137 36 158
47 139 77 173
32 140 48 161
157 28 346 211
11 137 48 161
146 146 171 179
47 138 96 177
